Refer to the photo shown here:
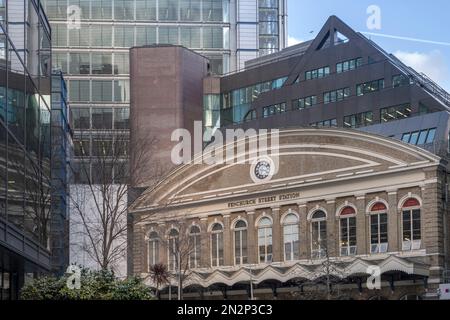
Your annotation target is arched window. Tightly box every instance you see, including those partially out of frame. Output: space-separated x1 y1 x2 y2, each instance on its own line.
258 217 273 264
311 210 327 259
339 206 357 256
211 223 224 267
369 202 388 254
189 226 201 268
234 220 248 265
283 214 299 261
168 228 179 272
148 231 159 269
401 198 421 251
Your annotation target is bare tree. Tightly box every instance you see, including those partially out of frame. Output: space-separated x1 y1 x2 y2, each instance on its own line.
24 158 52 248
69 129 169 273
153 216 205 300
295 234 348 300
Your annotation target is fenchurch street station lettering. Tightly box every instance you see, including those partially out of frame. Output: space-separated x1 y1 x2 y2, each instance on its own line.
228 192 301 209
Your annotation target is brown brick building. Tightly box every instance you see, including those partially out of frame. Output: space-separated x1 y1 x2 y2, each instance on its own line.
128 128 449 300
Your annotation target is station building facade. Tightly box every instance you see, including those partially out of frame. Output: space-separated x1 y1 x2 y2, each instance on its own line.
128 15 450 299
129 128 450 300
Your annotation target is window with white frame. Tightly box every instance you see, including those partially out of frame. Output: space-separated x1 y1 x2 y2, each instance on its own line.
311 210 327 259
148 231 159 268
339 206 357 256
189 226 201 268
369 202 388 254
401 198 422 251
211 223 224 267
167 228 179 272
283 213 299 261
258 217 273 264
234 220 248 265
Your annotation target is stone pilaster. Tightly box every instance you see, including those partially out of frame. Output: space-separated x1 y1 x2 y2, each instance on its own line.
158 224 167 269
199 218 209 268
325 200 337 257
133 224 145 275
423 179 445 280
223 214 232 266
355 195 367 255
246 211 257 264
142 227 149 272
298 203 309 259
272 207 282 262
387 191 399 252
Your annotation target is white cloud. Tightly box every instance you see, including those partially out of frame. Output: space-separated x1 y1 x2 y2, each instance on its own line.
288 35 303 47
394 50 449 84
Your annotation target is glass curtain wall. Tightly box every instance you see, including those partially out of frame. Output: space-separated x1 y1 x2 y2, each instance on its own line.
1 0 52 300
258 0 279 55
42 0 231 182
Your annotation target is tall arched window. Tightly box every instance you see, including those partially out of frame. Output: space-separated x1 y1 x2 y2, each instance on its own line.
311 210 327 259
189 225 201 268
339 206 357 256
234 220 248 265
283 214 299 261
258 217 273 264
401 198 421 251
168 228 179 272
148 231 159 268
211 223 224 267
369 202 388 254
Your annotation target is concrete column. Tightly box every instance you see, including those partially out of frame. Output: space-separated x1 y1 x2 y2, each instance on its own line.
387 191 399 252
223 214 232 266
298 203 309 259
272 207 282 262
246 211 257 264
355 195 367 255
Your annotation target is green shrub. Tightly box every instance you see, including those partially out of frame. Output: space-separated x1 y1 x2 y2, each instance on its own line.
20 268 153 300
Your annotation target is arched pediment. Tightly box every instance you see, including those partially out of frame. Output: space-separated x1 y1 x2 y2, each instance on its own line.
130 128 441 211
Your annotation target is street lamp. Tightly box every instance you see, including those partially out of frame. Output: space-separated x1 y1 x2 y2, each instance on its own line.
247 264 255 300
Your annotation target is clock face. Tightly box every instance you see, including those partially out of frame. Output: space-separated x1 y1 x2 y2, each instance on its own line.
250 156 276 183
254 160 271 180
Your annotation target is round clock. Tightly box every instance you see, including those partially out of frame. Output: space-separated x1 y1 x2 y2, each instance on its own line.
250 156 276 183
254 160 271 180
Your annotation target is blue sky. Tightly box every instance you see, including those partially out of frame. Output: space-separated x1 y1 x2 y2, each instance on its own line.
287 0 450 91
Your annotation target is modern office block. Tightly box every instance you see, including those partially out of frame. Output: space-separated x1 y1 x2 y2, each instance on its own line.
50 71 73 276
41 0 287 183
0 0 53 299
129 45 209 187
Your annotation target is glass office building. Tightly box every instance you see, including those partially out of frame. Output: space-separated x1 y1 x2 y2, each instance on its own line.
41 0 287 183
50 71 72 276
1 0 52 299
